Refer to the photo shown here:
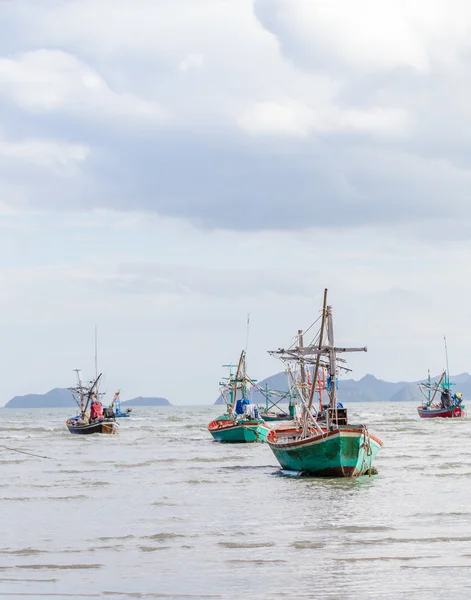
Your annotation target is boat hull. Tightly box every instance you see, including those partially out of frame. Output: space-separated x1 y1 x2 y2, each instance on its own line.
66 420 119 435
417 406 466 419
259 412 293 422
208 419 269 443
267 426 382 477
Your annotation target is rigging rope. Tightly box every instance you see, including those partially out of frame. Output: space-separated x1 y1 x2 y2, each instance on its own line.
285 313 323 351
0 444 52 460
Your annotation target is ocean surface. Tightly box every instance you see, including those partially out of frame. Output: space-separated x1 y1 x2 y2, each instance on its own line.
1 403 470 600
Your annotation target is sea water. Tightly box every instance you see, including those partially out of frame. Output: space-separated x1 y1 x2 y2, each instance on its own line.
0 403 470 599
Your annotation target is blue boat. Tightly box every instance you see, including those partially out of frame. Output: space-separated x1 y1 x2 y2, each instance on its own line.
110 390 132 418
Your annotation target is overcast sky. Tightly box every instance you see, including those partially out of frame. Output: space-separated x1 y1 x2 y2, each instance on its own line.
0 0 470 405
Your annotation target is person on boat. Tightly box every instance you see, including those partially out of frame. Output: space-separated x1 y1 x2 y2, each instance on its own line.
89 394 104 422
453 392 463 406
440 389 452 409
235 398 250 415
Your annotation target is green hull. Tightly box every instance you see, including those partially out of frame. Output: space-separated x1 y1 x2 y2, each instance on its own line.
268 426 382 477
208 416 270 443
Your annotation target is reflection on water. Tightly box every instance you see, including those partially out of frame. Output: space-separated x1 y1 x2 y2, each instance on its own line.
0 403 470 599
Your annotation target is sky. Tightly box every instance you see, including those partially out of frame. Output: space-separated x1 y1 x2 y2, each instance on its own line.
0 0 471 405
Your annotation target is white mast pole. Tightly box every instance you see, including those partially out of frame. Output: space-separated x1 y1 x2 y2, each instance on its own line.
95 325 98 381
444 335 450 384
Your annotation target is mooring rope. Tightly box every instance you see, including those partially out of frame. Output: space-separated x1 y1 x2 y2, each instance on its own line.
0 444 52 460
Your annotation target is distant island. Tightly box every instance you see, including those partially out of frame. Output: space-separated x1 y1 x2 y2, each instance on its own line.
214 372 471 405
4 389 172 409
121 397 171 407
5 388 76 409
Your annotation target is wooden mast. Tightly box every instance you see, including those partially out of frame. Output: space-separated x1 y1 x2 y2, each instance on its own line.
230 350 245 417
298 330 306 400
326 305 337 409
307 288 328 412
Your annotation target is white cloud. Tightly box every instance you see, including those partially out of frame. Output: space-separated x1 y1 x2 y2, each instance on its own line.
237 101 318 137
238 101 409 138
178 53 205 72
1 0 471 402
0 49 166 121
255 0 471 74
0 137 89 170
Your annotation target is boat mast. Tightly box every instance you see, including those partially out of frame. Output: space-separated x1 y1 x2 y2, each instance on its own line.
444 335 450 388
326 305 338 409
73 368 84 413
427 369 431 405
95 325 98 381
307 288 328 412
230 350 245 416
298 330 306 398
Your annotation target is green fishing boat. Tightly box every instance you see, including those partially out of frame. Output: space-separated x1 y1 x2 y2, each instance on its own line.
257 383 297 422
266 289 383 477
208 350 269 443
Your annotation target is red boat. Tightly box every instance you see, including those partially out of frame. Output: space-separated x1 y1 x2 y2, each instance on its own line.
417 370 466 419
417 405 465 419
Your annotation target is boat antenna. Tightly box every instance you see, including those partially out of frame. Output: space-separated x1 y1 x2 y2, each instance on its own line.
94 325 98 380
444 335 450 385
245 313 250 354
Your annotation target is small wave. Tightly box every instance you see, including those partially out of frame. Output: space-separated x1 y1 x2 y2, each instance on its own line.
217 541 275 549
138 545 171 552
115 461 154 469
413 512 471 518
348 535 471 546
85 481 110 487
185 479 214 485
431 472 471 478
189 456 246 463
13 563 103 570
0 496 90 503
225 559 286 565
142 533 184 542
336 555 435 562
335 525 395 533
102 591 222 598
291 541 326 549
0 548 46 556
96 535 135 542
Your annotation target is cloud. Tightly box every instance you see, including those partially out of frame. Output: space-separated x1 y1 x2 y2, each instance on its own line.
253 0 470 75
178 53 205 73
0 1 470 234
238 101 409 138
0 137 89 170
90 262 315 298
0 49 165 122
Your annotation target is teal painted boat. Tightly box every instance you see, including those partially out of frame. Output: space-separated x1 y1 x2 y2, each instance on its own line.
258 383 297 422
208 418 269 443
267 425 382 476
208 350 268 443
266 289 383 477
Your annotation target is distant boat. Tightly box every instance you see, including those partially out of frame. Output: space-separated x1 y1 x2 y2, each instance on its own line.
110 390 132 418
66 371 118 435
417 370 466 419
266 289 383 477
257 382 296 422
208 350 269 443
